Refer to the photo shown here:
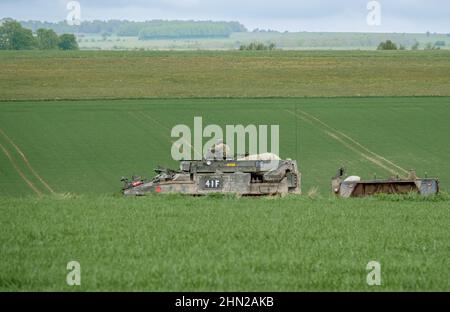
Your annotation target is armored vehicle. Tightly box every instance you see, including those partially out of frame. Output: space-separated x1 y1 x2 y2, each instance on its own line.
332 168 439 198
122 159 301 196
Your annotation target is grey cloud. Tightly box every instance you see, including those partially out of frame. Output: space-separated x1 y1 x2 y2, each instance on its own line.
0 0 448 32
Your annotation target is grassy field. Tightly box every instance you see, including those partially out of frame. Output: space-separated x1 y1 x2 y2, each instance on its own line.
0 50 449 100
0 194 448 291
0 97 449 196
0 51 449 291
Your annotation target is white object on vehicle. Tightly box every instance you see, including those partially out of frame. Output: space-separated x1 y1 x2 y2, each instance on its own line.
237 153 281 161
344 176 361 182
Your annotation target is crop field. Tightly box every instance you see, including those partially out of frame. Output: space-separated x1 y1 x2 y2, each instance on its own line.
0 97 449 196
1 194 449 291
0 51 449 291
1 50 449 100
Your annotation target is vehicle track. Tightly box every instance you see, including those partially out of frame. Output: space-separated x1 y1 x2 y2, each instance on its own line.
138 111 202 160
0 128 55 194
0 142 42 196
285 108 408 177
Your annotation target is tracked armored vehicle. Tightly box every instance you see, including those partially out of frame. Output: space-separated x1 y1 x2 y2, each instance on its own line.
332 168 439 198
122 159 301 196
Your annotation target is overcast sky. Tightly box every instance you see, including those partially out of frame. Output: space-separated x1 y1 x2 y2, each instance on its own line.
0 0 448 33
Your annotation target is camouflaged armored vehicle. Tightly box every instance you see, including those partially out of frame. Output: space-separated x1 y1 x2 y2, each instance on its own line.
121 159 301 196
331 168 439 198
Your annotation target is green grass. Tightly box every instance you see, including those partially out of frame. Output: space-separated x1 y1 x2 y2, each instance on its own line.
0 97 449 196
1 97 449 291
1 50 449 100
0 194 449 291
1 51 449 291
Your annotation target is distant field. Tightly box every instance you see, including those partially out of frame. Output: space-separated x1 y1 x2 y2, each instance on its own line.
76 32 450 51
0 50 449 100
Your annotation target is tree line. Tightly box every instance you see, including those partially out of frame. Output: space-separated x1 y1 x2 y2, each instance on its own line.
239 42 276 51
377 39 444 50
18 19 247 39
0 20 78 50
137 21 245 40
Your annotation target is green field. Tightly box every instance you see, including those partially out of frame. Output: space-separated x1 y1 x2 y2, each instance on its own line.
1 194 449 291
0 97 449 196
0 51 449 291
1 50 449 100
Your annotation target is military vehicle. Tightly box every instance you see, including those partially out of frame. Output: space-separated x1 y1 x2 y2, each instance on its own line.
331 168 439 198
121 159 301 196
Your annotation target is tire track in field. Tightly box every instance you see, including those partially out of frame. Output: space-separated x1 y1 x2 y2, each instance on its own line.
285 108 408 177
323 130 402 176
0 127 55 194
293 109 409 175
127 111 175 143
0 142 42 196
127 111 180 152
136 111 203 160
